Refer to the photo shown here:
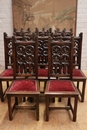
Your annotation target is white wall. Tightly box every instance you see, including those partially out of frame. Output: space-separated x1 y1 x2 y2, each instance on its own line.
76 0 87 69
0 0 87 69
0 0 13 68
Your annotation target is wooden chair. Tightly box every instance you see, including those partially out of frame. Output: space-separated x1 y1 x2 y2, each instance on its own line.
6 37 40 121
52 32 87 102
0 32 35 102
45 38 79 122
72 33 87 102
0 33 24 102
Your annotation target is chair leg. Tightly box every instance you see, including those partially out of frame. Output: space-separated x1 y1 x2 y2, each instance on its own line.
0 81 4 102
7 81 9 88
46 96 49 121
52 98 55 103
22 97 26 102
44 81 47 91
49 97 55 103
67 98 71 106
36 95 39 121
81 80 86 102
15 97 18 105
73 96 78 122
27 97 34 102
58 97 62 102
77 81 79 89
77 80 86 102
7 96 12 121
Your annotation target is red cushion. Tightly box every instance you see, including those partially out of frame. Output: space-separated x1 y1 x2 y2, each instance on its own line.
49 80 75 92
38 68 48 77
1 69 13 76
9 80 37 92
73 69 84 77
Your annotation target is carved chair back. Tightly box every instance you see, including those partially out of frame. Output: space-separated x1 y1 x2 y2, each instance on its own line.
48 38 74 79
73 33 83 69
12 36 38 79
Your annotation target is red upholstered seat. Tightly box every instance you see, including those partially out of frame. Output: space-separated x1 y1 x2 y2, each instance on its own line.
1 69 13 76
73 69 84 77
49 80 75 92
9 80 37 92
38 68 48 77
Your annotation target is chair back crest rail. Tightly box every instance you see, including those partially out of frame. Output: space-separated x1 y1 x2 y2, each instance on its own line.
13 28 31 36
35 28 52 36
19 31 35 41
51 34 71 41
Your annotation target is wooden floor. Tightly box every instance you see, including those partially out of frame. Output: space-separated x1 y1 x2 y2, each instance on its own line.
0 70 87 130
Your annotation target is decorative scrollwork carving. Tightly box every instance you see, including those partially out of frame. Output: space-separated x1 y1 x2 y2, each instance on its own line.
51 44 70 74
17 45 35 66
17 46 25 55
61 46 70 54
73 39 79 64
26 55 34 64
17 55 25 65
52 55 60 63
8 49 12 56
52 46 60 54
26 45 34 55
38 39 48 64
7 41 13 64
8 41 12 49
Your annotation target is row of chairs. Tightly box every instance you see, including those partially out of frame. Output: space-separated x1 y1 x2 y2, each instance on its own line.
13 28 86 102
0 30 86 122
